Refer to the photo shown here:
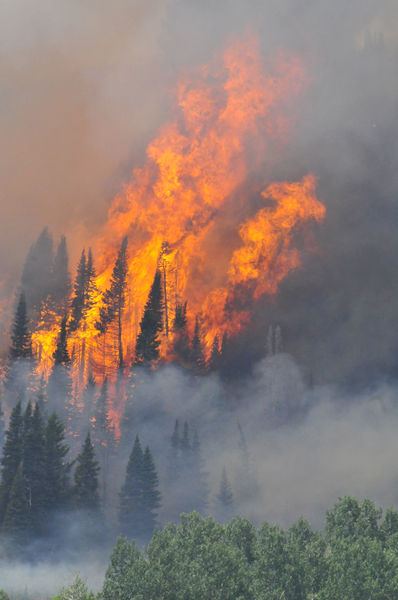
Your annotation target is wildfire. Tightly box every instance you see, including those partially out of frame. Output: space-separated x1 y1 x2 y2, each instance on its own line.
32 34 325 386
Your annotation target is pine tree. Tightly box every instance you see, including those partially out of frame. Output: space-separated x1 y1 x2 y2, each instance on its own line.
191 316 206 374
22 402 46 536
141 445 161 536
217 467 234 507
52 235 71 311
0 401 23 526
73 432 100 511
180 421 190 453
2 463 30 549
43 413 70 514
93 378 115 505
135 270 163 365
84 248 97 311
69 249 86 332
47 316 73 420
173 301 190 363
97 237 128 369
168 418 180 477
215 467 234 522
208 335 221 371
9 293 32 360
190 428 208 514
119 435 144 539
21 227 54 317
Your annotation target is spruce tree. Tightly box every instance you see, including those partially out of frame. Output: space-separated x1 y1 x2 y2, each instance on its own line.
2 463 30 549
43 413 70 514
52 235 71 311
47 316 73 420
9 293 32 360
119 435 144 538
135 270 163 365
96 237 128 369
208 335 221 372
21 227 54 317
173 301 190 363
22 402 46 536
69 249 86 332
93 378 115 504
217 467 234 508
0 401 23 526
191 316 206 374
73 432 100 511
141 445 161 536
84 248 97 311
215 467 234 522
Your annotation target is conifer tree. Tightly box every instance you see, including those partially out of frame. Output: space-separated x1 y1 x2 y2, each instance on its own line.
217 467 234 508
52 235 71 311
208 335 221 371
93 378 115 504
215 466 234 522
97 237 128 369
73 432 100 512
173 301 190 363
180 421 190 453
0 401 23 526
2 463 30 549
135 270 163 365
84 248 97 310
191 316 206 374
21 227 54 317
43 413 70 514
69 249 86 332
167 418 180 478
22 402 46 536
141 445 161 535
9 293 32 360
119 435 144 538
47 316 73 420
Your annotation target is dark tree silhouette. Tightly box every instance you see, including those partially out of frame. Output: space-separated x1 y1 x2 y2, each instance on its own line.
9 293 32 360
73 432 100 511
21 227 54 317
135 270 163 365
69 249 86 332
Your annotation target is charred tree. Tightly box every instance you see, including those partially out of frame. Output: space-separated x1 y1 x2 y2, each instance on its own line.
69 249 86 332
21 227 54 319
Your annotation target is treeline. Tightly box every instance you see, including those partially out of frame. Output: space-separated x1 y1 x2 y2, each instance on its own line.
0 399 233 559
14 496 397 600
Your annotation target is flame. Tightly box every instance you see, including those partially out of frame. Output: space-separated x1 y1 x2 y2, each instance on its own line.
31 35 325 422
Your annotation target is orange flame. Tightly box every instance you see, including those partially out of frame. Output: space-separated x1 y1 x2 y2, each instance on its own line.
32 34 325 397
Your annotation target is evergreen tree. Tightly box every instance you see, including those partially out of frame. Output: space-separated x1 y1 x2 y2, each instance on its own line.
9 293 32 360
52 235 71 311
216 467 234 509
0 401 23 526
22 402 46 536
97 237 128 369
135 270 163 365
208 335 221 371
2 463 30 549
21 227 54 317
119 435 144 539
69 249 86 332
141 445 161 535
167 418 180 479
191 316 206 374
43 413 70 514
73 432 100 511
180 421 190 453
47 316 73 420
190 428 208 514
84 248 97 311
93 378 115 505
173 301 190 363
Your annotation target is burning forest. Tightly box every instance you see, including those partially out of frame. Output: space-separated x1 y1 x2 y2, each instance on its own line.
2 0 398 596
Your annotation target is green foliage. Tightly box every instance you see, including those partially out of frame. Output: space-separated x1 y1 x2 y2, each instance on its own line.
0 590 10 600
0 401 23 525
53 575 95 600
73 432 100 511
99 497 398 600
